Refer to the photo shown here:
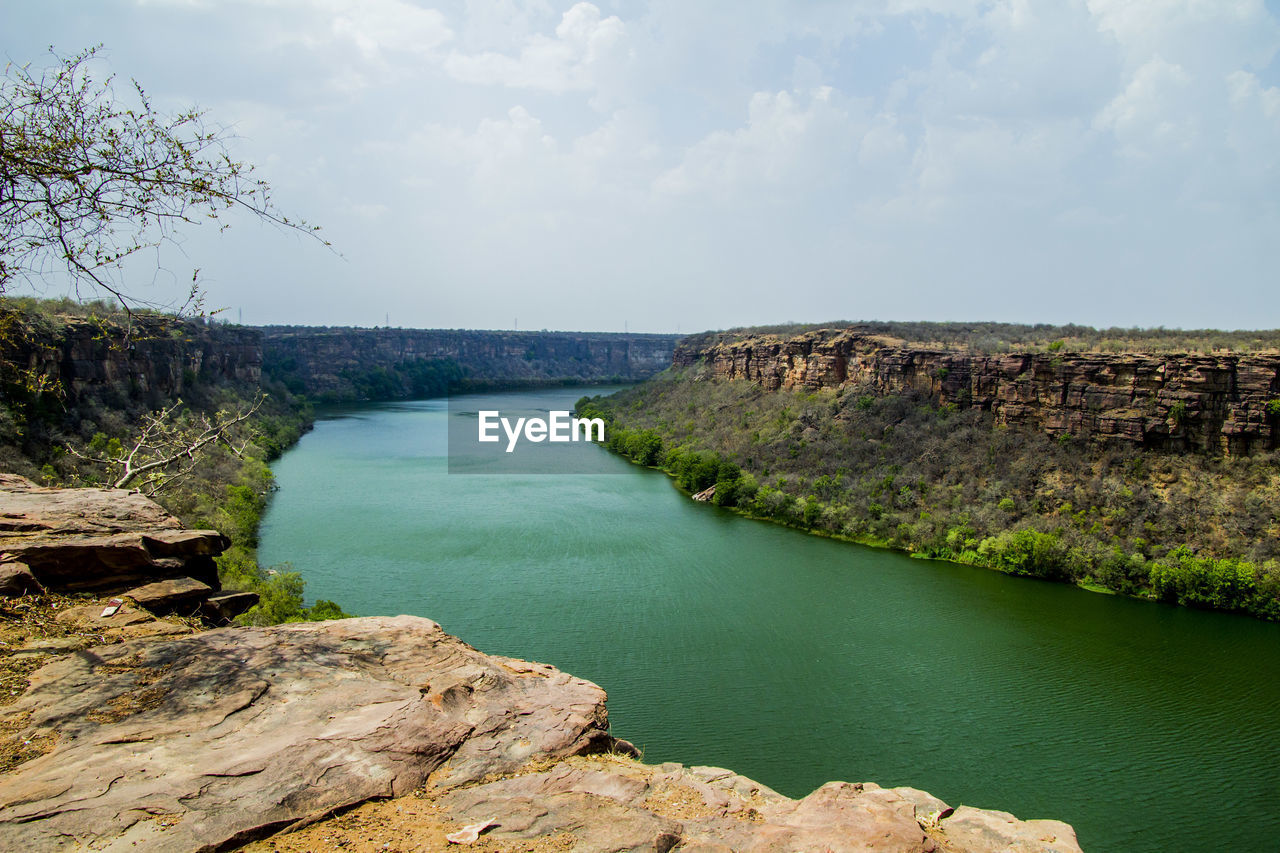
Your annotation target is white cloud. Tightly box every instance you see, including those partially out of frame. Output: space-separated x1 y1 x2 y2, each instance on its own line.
1087 0 1280 73
443 2 628 93
7 0 1280 329
1094 57 1195 157
655 88 862 198
328 1 454 61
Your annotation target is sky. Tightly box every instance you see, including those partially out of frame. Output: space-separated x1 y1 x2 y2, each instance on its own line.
3 0 1279 333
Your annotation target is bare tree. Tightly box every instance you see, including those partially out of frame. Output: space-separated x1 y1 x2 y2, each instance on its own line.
1 46 325 315
68 394 265 495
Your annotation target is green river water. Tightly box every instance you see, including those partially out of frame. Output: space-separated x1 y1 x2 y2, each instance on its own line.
258 386 1280 852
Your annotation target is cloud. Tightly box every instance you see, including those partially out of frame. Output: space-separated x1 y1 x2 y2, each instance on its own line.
327 0 454 62
4 0 1279 329
655 87 863 198
443 2 628 93
1094 57 1195 158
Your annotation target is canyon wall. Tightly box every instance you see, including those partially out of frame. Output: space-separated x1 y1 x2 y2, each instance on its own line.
0 311 261 412
675 329 1280 454
261 326 679 397
1 311 680 410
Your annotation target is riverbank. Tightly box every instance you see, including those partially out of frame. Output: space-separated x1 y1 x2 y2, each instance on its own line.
577 371 1280 620
257 385 1280 852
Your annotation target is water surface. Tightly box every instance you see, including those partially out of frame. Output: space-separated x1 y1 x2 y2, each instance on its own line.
259 386 1280 852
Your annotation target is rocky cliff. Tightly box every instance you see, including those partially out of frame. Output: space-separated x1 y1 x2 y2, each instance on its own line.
261 326 679 398
0 309 260 413
676 329 1280 454
1 307 680 414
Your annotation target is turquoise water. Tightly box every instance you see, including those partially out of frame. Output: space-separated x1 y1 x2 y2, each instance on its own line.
259 387 1280 852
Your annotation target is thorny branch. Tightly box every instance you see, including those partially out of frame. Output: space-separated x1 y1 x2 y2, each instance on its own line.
66 393 266 495
1 46 327 318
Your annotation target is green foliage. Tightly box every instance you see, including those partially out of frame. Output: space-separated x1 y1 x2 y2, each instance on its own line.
584 367 1280 620
323 358 464 403
1148 547 1267 613
976 529 1070 580
1 300 342 624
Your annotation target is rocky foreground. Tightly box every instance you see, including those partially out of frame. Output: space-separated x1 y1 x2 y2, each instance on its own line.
0 615 1081 853
0 479 1082 851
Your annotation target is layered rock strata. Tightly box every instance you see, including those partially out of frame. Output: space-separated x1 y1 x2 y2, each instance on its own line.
0 476 252 621
0 311 260 412
676 330 1280 454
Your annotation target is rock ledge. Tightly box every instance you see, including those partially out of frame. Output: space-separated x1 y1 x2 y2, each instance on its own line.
0 616 1081 852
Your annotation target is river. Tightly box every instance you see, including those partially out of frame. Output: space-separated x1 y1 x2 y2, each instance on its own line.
258 385 1280 852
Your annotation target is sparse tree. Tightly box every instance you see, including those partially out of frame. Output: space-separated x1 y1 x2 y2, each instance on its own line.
0 46 324 315
68 394 265 495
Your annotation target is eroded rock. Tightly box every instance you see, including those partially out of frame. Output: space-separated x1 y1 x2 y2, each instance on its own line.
0 476 228 594
0 615 614 852
676 330 1280 454
123 576 213 615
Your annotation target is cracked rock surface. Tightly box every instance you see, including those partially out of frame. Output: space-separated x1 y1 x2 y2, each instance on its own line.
0 615 1081 853
0 615 612 851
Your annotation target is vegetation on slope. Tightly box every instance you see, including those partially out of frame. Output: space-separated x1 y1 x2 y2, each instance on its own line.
579 367 1280 619
0 300 348 624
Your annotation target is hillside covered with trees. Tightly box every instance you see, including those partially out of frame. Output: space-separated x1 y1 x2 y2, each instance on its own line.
579 325 1280 620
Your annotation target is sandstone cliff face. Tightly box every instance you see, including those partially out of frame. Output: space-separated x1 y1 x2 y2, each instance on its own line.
262 327 679 397
675 329 1280 454
1 312 261 411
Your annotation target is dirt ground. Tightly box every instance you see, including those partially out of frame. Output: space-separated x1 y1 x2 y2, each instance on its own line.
240 793 578 853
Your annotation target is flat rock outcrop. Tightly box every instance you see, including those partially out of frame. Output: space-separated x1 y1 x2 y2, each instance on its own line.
0 616 614 852
675 330 1280 454
421 757 1080 852
0 616 1081 852
0 474 227 594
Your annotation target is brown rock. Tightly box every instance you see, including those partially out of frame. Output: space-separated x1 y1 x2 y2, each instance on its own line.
102 620 195 641
0 615 616 852
676 329 1280 454
0 476 228 594
123 576 213 614
413 755 1076 853
200 590 261 624
938 805 1081 852
54 602 156 629
0 559 41 596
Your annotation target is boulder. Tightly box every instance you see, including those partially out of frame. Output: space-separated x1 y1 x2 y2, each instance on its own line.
938 806 1082 853
0 559 41 596
0 476 228 594
123 576 213 615
0 615 1082 853
0 615 615 852
200 590 261 624
265 755 1083 853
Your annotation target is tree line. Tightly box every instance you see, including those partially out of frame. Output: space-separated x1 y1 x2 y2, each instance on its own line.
578 372 1280 620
